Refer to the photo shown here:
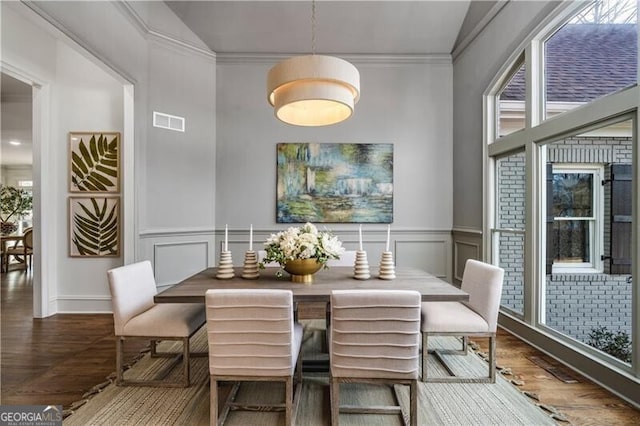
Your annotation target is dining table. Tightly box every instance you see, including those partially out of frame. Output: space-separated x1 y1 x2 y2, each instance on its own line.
155 265 469 372
154 266 469 304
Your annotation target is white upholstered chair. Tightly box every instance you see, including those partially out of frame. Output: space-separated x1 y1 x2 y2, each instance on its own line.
421 259 504 383
205 289 303 426
107 260 206 387
330 290 421 426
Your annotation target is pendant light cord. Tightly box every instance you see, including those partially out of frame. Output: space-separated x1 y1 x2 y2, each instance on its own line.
311 0 317 55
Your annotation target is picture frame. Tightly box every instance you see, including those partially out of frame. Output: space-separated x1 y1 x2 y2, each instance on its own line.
69 196 120 257
69 132 120 193
276 143 394 223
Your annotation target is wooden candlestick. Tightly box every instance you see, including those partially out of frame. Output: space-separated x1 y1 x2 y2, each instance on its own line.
242 250 260 279
216 250 235 279
378 251 396 280
353 250 371 280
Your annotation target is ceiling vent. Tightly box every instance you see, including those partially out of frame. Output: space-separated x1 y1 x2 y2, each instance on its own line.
153 111 185 132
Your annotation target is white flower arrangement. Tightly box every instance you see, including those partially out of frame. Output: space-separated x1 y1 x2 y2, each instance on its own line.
260 222 345 274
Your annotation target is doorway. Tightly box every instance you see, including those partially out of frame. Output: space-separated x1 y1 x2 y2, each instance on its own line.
1 72 34 314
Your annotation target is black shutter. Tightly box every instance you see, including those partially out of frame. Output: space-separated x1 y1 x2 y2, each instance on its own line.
546 163 554 274
610 164 632 274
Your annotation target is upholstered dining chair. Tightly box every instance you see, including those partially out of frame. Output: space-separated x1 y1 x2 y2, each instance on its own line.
3 227 33 271
205 289 303 426
330 289 421 426
421 259 504 383
107 260 206 387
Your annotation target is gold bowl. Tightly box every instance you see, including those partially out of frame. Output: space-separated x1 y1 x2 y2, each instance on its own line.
284 258 323 283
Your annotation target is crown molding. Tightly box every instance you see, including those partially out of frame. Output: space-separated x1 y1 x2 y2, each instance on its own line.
452 1 509 63
21 1 137 84
116 1 216 60
216 52 451 66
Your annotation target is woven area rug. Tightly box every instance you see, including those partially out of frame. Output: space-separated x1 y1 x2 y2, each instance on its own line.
64 325 557 425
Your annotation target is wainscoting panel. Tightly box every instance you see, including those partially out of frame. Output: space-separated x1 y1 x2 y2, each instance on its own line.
138 228 215 290
396 240 449 278
452 228 483 285
216 228 453 282
153 241 209 289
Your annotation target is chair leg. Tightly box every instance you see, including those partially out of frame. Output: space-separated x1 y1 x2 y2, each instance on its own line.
423 333 496 383
330 376 339 426
410 379 418 426
285 376 293 426
421 333 428 381
116 337 124 385
210 377 218 426
489 335 496 383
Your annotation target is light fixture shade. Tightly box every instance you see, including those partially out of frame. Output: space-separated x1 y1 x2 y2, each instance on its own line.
267 55 360 126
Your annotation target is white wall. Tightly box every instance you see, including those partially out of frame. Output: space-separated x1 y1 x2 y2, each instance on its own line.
54 40 124 312
2 1 216 313
1 3 124 312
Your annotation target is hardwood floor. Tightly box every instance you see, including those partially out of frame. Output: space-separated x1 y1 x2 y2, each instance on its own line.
0 267 145 407
1 269 639 425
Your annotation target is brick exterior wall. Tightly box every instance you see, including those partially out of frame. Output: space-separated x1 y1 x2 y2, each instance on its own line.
496 152 526 315
498 136 632 344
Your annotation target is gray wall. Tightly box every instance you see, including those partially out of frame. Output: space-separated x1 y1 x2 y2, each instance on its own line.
215 58 455 276
7 1 216 311
452 1 557 231
215 59 453 230
11 0 455 309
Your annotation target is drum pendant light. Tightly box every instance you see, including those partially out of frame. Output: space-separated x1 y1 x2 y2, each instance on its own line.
267 0 360 126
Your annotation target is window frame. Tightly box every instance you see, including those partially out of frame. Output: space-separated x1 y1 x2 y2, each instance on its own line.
482 0 639 384
550 163 604 273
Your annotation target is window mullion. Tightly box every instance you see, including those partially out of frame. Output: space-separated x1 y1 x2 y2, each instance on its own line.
526 40 544 129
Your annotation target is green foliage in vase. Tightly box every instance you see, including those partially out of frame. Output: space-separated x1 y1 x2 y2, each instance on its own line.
71 134 119 191
0 184 33 223
587 326 631 363
72 198 118 256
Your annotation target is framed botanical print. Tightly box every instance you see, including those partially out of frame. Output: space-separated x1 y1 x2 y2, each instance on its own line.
69 132 120 193
69 196 120 257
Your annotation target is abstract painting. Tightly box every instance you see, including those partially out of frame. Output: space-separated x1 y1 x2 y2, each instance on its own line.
277 143 393 223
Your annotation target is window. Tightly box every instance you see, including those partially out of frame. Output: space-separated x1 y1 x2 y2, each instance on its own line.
497 60 526 138
550 165 603 272
543 0 637 121
484 0 637 377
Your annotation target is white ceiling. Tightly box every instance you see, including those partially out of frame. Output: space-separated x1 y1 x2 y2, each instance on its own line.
165 1 471 55
1 73 32 167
